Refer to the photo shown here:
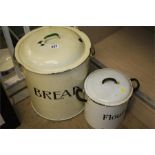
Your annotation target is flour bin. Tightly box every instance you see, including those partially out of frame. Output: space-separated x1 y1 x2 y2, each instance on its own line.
15 26 91 120
76 68 140 128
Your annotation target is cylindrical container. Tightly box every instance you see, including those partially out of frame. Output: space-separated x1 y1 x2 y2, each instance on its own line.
15 26 91 121
76 68 140 128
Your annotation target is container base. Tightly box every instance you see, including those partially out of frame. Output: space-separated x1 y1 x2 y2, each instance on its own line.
31 102 85 121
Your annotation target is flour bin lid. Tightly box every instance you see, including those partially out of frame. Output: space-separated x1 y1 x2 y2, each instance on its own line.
15 27 91 74
84 68 133 106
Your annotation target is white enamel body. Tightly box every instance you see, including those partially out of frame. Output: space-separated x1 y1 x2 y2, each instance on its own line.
85 97 128 128
24 59 89 120
84 69 134 128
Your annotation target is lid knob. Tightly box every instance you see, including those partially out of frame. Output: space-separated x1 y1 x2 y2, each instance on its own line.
102 78 119 84
37 33 60 46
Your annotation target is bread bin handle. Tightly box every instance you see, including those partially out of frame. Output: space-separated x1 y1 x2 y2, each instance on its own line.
76 88 87 102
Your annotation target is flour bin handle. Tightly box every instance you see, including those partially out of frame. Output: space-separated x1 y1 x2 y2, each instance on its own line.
130 78 140 92
102 78 119 84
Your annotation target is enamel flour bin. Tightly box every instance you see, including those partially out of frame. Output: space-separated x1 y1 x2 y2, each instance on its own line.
76 68 140 128
15 27 91 120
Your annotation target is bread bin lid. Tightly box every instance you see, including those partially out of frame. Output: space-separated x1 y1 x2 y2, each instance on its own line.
84 68 133 106
15 27 91 74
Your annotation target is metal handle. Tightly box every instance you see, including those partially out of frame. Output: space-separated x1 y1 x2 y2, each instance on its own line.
130 78 140 92
102 78 119 84
75 88 87 102
90 47 95 57
44 33 60 40
38 33 60 46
